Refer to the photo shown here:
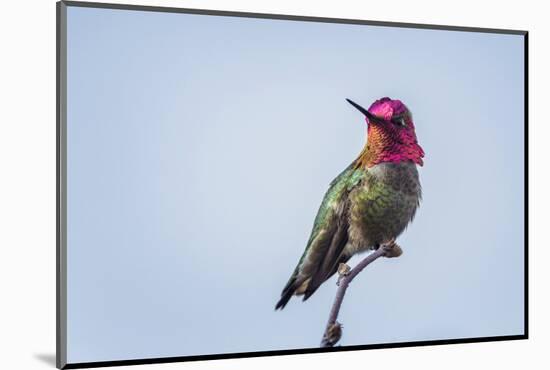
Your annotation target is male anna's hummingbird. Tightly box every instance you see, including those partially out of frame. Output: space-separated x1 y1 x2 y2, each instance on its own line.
275 97 425 310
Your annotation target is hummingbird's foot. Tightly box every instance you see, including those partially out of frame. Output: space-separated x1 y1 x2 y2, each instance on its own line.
322 321 343 347
382 239 403 258
336 263 351 286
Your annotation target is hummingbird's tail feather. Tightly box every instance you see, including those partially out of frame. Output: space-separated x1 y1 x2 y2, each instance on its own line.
275 273 302 310
277 196 351 309
303 253 351 301
276 251 351 309
275 283 295 310
276 263 313 309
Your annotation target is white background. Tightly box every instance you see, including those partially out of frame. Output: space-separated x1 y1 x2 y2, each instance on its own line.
0 0 545 369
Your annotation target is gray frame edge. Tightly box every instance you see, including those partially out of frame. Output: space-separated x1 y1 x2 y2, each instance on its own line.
56 1 68 369
62 0 527 35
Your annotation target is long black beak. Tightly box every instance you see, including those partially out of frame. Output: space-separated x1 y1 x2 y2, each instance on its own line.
346 98 380 123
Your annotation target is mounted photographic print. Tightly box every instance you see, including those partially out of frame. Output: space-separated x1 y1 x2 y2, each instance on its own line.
57 1 528 368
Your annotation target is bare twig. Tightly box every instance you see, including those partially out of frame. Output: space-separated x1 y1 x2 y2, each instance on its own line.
320 241 399 347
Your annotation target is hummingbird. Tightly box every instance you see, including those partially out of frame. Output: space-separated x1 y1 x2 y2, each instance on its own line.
275 97 424 310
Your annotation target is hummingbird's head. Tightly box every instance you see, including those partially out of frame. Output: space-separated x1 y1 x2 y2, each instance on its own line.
346 97 424 167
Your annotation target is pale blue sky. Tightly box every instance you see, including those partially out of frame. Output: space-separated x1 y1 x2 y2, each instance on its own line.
66 5 525 364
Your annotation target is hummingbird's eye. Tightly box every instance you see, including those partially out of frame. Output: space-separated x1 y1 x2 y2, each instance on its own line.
391 116 406 126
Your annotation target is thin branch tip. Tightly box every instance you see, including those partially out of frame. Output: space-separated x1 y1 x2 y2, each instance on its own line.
320 241 399 347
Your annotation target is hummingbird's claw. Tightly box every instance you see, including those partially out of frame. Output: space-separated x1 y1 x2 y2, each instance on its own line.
336 263 351 286
337 262 351 276
382 239 403 258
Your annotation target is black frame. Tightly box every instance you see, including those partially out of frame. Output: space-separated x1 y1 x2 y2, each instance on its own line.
56 1 529 368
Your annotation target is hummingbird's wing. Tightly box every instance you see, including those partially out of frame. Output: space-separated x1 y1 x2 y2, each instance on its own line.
276 164 366 310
